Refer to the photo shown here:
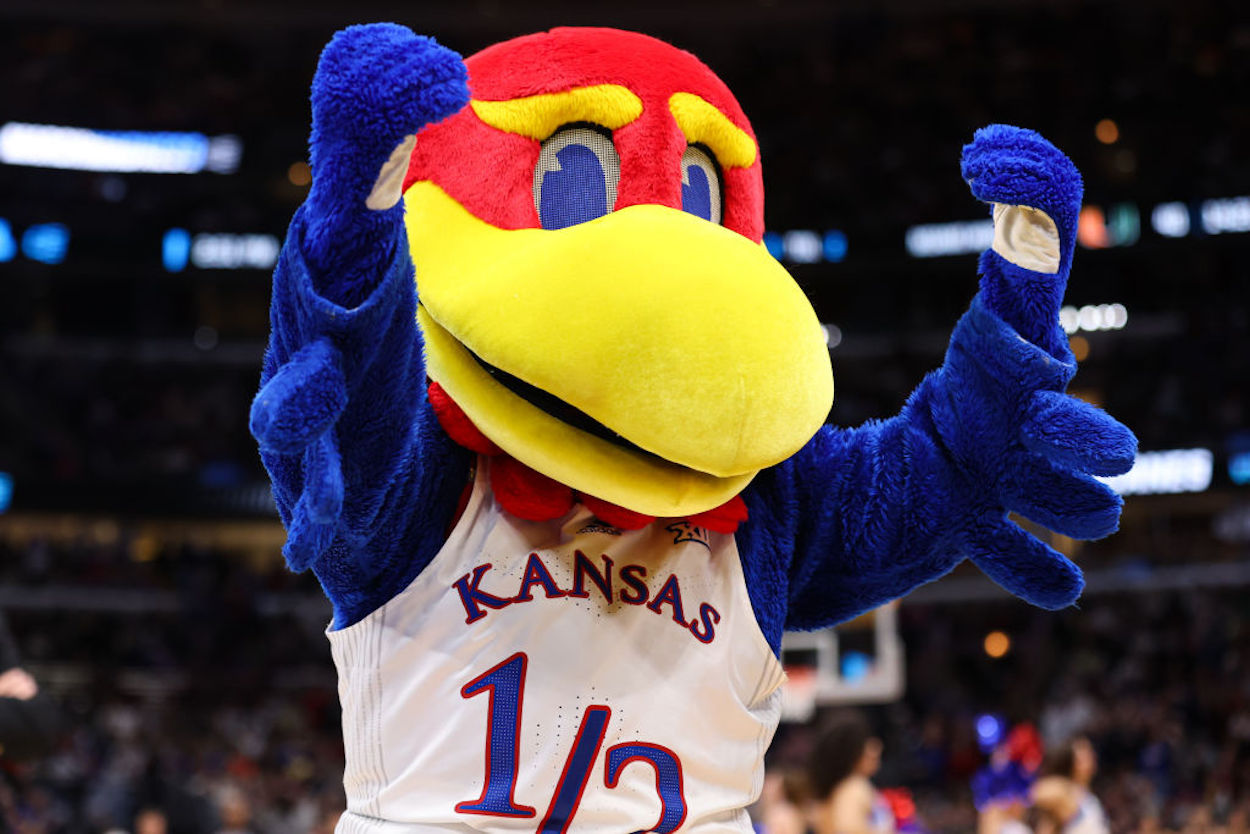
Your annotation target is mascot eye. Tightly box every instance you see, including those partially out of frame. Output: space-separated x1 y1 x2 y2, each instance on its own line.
680 145 723 224
534 125 621 230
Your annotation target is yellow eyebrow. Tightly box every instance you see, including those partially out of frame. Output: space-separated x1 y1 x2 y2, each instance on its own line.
470 84 643 140
668 92 757 169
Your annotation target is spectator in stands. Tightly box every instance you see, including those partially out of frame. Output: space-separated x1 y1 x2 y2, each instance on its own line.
134 807 169 834
754 767 813 834
1031 737 1108 834
809 710 895 834
0 613 60 762
215 784 255 834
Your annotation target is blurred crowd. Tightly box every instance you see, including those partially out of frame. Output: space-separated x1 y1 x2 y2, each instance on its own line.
0 534 324 670
2 693 346 834
0 535 337 833
0 532 1241 832
761 586 1250 834
1 358 262 496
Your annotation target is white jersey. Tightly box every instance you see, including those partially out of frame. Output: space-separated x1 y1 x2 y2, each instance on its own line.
330 457 787 834
1063 792 1108 834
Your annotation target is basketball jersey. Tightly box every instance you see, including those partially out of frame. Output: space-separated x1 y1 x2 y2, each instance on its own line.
330 457 787 833
1063 792 1108 834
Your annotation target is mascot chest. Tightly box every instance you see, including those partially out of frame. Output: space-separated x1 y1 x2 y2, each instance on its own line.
327 457 785 830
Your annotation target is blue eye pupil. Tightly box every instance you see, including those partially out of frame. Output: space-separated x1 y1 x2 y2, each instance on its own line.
682 163 714 221
539 143 608 230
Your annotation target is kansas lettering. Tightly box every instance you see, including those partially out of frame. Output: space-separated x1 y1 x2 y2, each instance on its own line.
452 550 721 644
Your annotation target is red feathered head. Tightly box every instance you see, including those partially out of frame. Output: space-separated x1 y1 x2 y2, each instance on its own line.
400 29 832 519
406 28 764 238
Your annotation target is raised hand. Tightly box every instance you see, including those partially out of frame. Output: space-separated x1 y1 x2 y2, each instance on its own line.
252 24 468 573
303 23 468 306
922 125 1136 607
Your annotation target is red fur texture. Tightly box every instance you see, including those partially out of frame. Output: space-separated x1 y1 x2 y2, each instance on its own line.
688 495 749 535
427 381 501 455
580 494 653 531
490 455 575 521
405 27 765 242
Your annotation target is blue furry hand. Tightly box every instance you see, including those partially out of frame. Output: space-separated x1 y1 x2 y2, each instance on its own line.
251 339 348 570
915 126 1136 609
309 23 468 205
923 299 1137 609
304 24 469 305
961 125 1083 355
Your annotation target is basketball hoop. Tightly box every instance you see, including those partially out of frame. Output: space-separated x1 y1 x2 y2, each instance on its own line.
779 602 906 721
780 666 818 723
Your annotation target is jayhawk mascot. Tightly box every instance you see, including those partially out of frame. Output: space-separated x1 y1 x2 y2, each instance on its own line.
250 23 1136 833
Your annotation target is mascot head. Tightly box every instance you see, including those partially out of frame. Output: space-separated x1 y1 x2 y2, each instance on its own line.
402 28 832 520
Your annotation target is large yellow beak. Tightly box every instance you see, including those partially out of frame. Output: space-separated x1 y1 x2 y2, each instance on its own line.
405 182 833 517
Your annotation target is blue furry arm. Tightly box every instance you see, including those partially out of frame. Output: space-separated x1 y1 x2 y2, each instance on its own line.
251 25 471 626
753 126 1137 637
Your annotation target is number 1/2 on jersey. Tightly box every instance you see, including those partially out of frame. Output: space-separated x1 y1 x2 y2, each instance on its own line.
456 653 688 833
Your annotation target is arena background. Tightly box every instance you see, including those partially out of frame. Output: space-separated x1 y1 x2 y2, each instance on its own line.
0 0 1247 831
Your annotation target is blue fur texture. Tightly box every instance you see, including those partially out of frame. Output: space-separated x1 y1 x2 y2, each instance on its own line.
253 25 1136 646
305 24 468 307
254 26 471 619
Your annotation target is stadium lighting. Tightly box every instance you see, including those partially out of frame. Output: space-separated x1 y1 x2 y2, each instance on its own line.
21 223 70 264
1099 448 1214 496
163 229 280 271
823 230 848 262
762 231 784 260
0 122 242 174
189 233 280 270
1059 303 1128 335
1229 452 1250 486
162 228 191 272
1151 202 1191 238
1078 204 1139 249
904 219 993 258
983 631 1010 659
287 161 312 187
1069 335 1090 362
1199 196 1250 235
764 229 851 264
782 229 822 264
1095 118 1120 144
820 323 843 349
0 219 15 262
976 714 1006 749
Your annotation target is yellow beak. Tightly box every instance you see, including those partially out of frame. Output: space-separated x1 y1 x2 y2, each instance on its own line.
405 182 833 517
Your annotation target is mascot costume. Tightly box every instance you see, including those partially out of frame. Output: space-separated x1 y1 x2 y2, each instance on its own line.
250 23 1137 834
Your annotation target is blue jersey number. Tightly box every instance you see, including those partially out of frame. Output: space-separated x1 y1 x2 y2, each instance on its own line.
455 654 537 817
458 653 688 833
